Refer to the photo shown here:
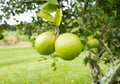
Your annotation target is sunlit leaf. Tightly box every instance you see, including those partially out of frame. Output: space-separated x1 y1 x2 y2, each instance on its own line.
83 57 88 66
70 26 80 33
37 11 54 22
104 14 108 23
112 10 117 18
41 2 57 13
47 0 58 5
54 9 62 27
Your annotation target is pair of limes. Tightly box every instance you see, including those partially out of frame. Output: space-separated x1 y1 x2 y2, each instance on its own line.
35 31 83 61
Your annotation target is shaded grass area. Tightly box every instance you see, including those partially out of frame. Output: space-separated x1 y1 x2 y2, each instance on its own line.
0 47 91 84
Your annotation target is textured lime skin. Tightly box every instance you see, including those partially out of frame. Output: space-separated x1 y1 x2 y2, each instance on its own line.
87 38 99 48
35 32 56 55
55 33 83 61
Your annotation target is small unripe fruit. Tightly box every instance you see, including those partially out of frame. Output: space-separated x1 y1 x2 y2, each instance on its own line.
87 38 99 48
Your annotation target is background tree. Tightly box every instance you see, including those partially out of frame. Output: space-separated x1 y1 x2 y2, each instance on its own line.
0 0 120 84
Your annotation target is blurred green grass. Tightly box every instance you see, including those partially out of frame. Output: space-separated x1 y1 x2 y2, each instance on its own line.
0 47 92 84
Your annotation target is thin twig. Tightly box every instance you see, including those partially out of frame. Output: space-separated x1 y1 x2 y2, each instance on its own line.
21 0 46 4
88 49 101 84
101 40 114 66
82 0 89 22
107 63 120 84
93 48 106 62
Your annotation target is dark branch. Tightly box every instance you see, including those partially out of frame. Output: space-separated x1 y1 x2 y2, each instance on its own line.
88 49 102 84
82 0 89 22
101 40 114 66
22 0 46 4
100 40 115 83
93 48 106 62
107 63 120 84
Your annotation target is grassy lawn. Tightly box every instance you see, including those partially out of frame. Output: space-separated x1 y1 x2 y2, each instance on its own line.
0 47 92 84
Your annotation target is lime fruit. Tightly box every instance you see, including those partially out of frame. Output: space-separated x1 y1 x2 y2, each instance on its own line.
87 35 94 40
87 38 99 48
35 31 56 55
55 33 83 61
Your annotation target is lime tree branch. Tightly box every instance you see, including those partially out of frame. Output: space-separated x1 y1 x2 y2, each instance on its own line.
107 63 120 83
82 0 89 22
102 40 114 66
21 0 46 4
88 49 102 84
100 40 115 83
93 48 106 62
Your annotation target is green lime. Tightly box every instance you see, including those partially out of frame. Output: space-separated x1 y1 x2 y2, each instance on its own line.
55 33 83 60
35 31 56 55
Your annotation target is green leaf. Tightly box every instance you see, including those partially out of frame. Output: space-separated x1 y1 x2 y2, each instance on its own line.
77 0 84 2
108 0 114 4
118 32 120 37
47 0 58 5
41 2 57 13
80 36 86 42
54 9 62 27
70 26 80 33
104 14 108 23
112 10 117 18
37 11 54 22
83 57 88 66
